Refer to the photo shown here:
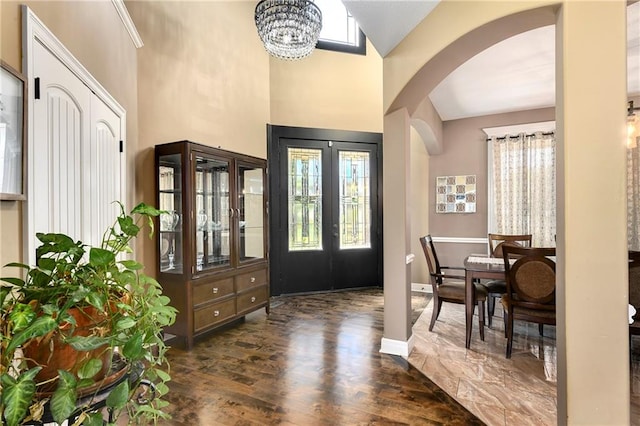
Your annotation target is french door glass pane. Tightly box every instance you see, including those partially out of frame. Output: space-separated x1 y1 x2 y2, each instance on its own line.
195 156 230 271
339 151 370 249
288 148 322 251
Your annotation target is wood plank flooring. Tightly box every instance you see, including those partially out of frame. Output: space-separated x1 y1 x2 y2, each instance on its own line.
160 289 483 425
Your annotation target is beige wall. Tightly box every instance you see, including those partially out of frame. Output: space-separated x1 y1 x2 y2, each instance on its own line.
430 107 555 266
0 0 138 268
126 0 271 271
410 126 430 284
269 39 383 133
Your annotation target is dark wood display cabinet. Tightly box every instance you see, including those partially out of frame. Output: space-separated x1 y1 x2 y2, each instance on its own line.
155 140 269 349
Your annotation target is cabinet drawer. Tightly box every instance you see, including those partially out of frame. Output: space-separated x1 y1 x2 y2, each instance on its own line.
237 285 268 314
193 298 236 333
236 268 267 292
193 278 234 306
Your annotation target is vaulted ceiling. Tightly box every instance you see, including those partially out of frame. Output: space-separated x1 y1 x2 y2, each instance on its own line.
343 1 640 121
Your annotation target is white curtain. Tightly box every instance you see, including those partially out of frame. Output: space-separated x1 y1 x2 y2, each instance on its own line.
492 132 556 247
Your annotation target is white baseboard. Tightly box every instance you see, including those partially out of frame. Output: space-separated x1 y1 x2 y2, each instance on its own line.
412 282 432 293
380 334 415 357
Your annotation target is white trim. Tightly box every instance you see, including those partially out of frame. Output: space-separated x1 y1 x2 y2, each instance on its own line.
431 236 487 244
22 6 127 263
112 0 144 48
482 121 556 138
380 334 415 357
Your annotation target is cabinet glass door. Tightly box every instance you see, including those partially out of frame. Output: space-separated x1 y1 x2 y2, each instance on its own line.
238 163 265 263
158 153 183 274
195 156 230 271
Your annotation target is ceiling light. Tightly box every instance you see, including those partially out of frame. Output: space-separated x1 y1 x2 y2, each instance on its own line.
255 0 323 60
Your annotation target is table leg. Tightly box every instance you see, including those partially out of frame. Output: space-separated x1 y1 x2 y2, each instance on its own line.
465 270 474 349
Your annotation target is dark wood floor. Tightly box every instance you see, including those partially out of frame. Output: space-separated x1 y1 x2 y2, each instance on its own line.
160 289 484 425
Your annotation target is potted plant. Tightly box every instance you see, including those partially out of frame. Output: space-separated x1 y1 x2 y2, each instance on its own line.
0 202 177 425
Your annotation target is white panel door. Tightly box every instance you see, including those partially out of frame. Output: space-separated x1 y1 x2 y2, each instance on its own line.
30 40 123 257
32 40 90 244
86 95 122 248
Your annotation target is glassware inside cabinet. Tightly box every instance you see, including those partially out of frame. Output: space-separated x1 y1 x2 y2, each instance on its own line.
238 163 265 263
158 154 183 274
195 156 230 272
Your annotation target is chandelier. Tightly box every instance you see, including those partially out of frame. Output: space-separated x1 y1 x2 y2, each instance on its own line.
255 0 323 60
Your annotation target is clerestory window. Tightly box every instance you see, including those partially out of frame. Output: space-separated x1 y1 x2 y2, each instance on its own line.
314 0 366 55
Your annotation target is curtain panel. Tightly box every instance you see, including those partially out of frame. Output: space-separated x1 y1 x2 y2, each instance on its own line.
492 133 556 247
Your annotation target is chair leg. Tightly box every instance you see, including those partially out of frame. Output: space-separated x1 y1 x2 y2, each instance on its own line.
503 309 508 338
477 300 485 341
539 323 544 336
488 295 495 328
429 299 443 331
506 312 514 358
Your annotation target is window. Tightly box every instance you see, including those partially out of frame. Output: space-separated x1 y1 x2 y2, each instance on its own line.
488 131 556 247
314 0 366 55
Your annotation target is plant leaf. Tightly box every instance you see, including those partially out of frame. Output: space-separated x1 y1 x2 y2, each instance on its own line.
66 335 109 351
122 331 144 359
83 412 105 426
118 259 143 270
1 367 42 426
115 317 137 330
131 202 162 217
89 247 116 267
51 370 78 424
8 303 36 332
77 358 103 379
6 316 57 354
106 380 129 410
0 277 26 287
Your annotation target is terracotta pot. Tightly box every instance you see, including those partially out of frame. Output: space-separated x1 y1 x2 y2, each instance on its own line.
22 305 112 393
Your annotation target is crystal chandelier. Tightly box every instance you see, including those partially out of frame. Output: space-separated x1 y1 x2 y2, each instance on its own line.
255 0 323 60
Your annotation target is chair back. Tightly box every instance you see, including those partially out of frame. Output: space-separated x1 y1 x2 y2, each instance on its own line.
489 233 532 258
419 235 442 285
502 245 556 310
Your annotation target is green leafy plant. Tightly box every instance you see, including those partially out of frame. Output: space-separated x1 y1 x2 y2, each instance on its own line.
0 202 177 425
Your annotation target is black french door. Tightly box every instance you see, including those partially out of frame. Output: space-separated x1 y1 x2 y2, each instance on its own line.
268 126 382 296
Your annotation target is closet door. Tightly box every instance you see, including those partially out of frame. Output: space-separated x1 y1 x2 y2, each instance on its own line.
29 39 123 258
31 40 90 244
86 95 123 248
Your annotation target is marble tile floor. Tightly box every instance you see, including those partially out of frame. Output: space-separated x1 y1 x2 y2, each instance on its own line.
409 298 640 425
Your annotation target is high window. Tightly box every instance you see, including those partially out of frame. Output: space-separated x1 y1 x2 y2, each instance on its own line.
314 0 366 55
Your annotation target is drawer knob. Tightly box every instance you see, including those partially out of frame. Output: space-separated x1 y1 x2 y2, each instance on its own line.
251 296 256 303
212 287 218 294
250 277 256 283
214 310 220 317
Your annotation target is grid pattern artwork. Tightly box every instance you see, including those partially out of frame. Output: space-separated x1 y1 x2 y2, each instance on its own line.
436 175 476 214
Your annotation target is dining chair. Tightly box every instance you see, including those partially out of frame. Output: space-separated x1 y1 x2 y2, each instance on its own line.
419 235 487 336
629 251 640 336
501 245 556 358
484 233 532 328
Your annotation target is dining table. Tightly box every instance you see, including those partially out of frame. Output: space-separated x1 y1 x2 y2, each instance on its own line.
463 255 507 349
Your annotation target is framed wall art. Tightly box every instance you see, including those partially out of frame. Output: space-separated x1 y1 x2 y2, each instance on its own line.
0 61 26 200
436 175 476 213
